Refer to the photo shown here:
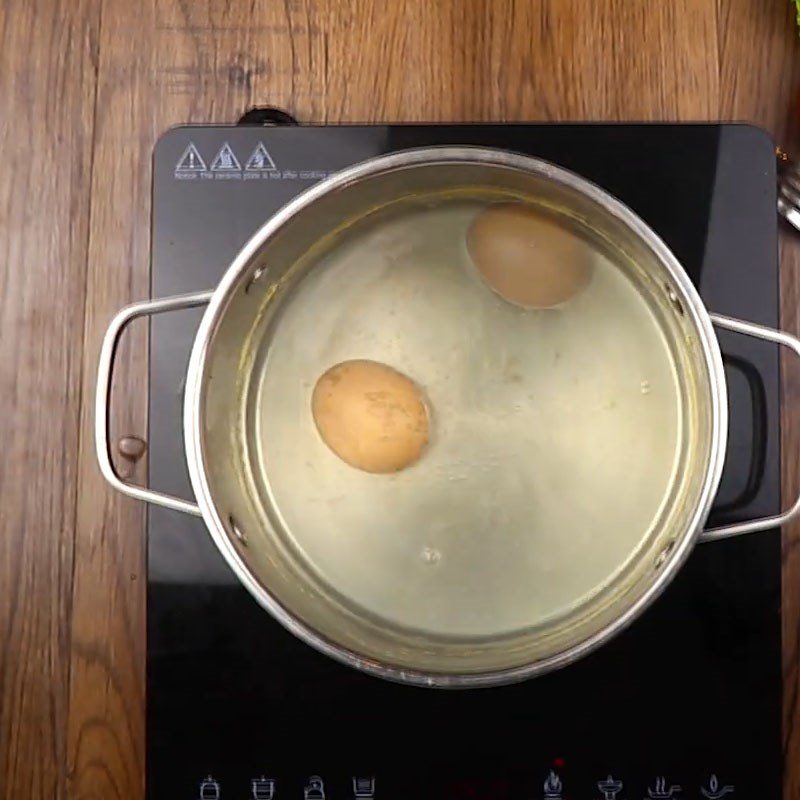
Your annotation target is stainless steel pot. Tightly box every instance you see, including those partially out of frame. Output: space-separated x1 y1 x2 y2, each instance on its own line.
96 147 800 687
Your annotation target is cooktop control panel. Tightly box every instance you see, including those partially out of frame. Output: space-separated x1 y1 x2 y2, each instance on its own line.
190 771 738 799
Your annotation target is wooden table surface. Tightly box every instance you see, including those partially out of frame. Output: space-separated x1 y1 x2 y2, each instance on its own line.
2 1 800 797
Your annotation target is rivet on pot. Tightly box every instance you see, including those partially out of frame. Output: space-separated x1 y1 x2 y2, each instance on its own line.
654 540 675 570
245 265 269 294
664 283 684 316
229 515 248 546
118 435 147 462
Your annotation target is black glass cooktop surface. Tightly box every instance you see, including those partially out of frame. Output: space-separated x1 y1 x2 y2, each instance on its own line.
148 123 781 800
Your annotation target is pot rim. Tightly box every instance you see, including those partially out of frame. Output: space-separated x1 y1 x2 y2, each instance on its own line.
183 146 728 688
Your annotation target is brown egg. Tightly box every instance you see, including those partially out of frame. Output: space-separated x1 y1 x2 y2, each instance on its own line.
467 202 591 309
311 359 430 474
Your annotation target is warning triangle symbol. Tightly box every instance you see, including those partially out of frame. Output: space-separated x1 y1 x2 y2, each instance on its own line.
210 142 241 171
175 142 206 172
244 142 277 171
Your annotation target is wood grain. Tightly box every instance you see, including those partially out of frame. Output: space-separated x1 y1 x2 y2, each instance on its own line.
0 0 100 797
66 0 156 794
1 1 799 798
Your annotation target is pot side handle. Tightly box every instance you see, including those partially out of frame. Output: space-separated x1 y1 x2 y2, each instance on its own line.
700 313 800 542
95 291 214 517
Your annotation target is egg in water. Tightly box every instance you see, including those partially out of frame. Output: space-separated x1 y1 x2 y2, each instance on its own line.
467 202 591 308
312 359 430 474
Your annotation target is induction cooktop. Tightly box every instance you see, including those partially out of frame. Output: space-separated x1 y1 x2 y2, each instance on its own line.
148 116 781 800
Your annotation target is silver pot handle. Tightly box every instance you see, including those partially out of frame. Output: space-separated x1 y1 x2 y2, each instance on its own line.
700 313 800 541
95 291 214 517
